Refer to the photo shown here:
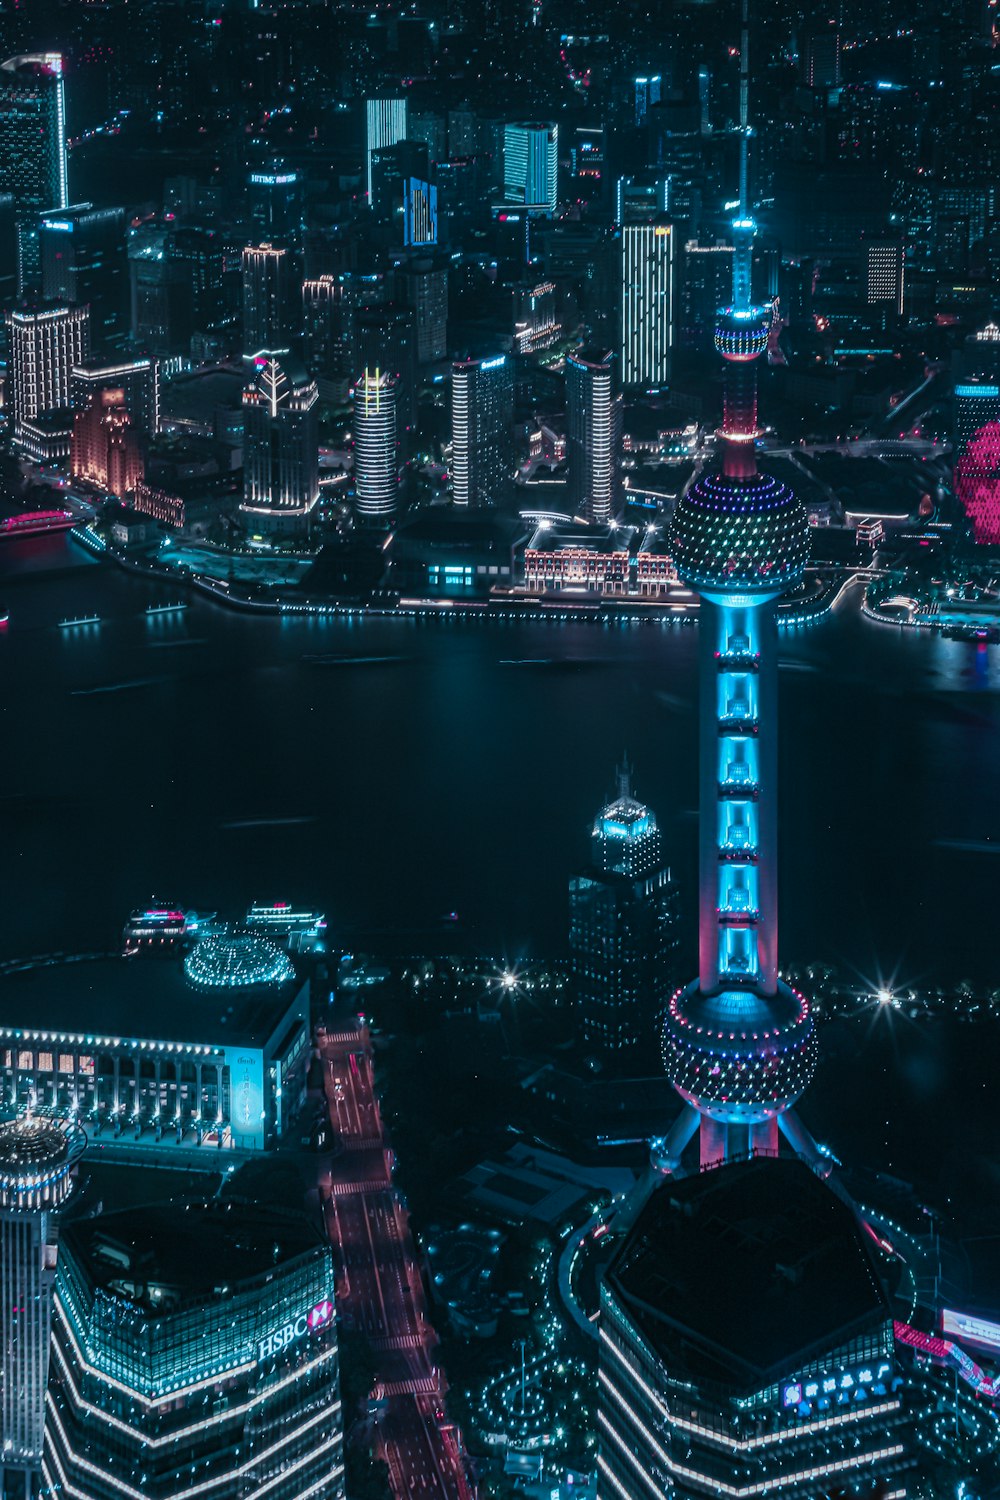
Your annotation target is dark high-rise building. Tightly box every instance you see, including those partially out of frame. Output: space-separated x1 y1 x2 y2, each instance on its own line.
247 160 305 247
397 258 447 364
599 1158 913 1500
0 54 68 292
450 355 513 508
354 303 418 434
39 205 128 350
303 275 353 398
804 29 841 88
5 303 89 453
569 767 680 1064
171 225 227 333
45 1200 345 1500
242 243 300 359
370 140 429 228
71 355 159 440
566 348 621 525
242 356 319 534
128 233 193 358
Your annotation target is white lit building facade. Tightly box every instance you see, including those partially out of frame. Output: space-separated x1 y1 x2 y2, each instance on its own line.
621 222 674 390
451 355 513 508
5 303 89 452
353 368 399 524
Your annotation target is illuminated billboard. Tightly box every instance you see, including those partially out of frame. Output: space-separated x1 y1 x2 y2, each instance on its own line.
942 1309 1000 1355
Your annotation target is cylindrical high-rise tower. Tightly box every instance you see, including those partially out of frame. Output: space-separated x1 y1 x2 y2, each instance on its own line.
0 1115 84 1495
353 367 399 525
659 7 823 1174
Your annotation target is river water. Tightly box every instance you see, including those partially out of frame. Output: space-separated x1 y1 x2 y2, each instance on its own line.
2 534 999 988
3 534 1000 1218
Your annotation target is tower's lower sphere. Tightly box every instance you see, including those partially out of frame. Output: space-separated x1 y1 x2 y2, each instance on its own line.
662 980 818 1125
671 471 809 598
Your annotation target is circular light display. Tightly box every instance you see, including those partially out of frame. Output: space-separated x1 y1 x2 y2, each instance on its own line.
670 471 809 598
661 979 818 1124
184 935 294 990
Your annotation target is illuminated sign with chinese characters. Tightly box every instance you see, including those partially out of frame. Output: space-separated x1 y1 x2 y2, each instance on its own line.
782 1360 891 1409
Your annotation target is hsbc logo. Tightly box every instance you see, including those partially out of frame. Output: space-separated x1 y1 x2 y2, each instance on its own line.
257 1298 334 1363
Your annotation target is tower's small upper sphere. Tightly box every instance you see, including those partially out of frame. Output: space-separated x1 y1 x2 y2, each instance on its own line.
662 980 818 1125
670 470 809 599
714 305 771 362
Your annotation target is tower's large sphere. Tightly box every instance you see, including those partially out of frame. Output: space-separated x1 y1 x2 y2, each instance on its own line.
670 470 809 599
662 980 818 1126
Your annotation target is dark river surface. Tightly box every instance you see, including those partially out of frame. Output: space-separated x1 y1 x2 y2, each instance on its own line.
2 533 1000 1216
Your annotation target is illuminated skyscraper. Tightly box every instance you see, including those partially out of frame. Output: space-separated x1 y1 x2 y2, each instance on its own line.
450 355 513 509
0 1114 84 1496
241 356 319 534
621 221 674 390
353 369 399 525
659 1 821 1173
866 239 904 317
566 348 621 525
0 54 68 291
633 74 661 128
569 766 680 1063
45 1200 344 1500
242 243 300 359
5 303 89 453
954 378 1000 544
504 122 558 215
598 1156 912 1500
366 97 408 202
405 179 438 248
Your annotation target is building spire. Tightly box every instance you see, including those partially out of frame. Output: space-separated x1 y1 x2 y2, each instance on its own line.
616 756 632 802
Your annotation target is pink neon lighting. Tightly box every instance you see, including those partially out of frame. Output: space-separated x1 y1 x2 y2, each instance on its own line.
894 1320 1000 1399
955 421 1000 544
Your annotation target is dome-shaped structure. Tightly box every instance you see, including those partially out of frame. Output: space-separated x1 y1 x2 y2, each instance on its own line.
670 471 809 600
714 305 772 362
662 980 817 1126
0 1116 85 1211
184 934 294 990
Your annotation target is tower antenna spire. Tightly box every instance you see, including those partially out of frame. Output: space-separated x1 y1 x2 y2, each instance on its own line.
738 0 750 221
732 0 754 312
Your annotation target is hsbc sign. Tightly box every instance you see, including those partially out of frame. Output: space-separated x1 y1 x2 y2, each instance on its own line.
257 1299 334 1363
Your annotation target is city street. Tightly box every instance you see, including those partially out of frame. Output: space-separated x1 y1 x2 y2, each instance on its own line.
319 1026 473 1500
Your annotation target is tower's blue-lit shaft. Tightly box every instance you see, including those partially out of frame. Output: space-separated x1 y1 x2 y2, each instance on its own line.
659 2 823 1173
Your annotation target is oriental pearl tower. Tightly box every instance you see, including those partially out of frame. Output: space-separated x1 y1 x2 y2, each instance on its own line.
655 3 825 1174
